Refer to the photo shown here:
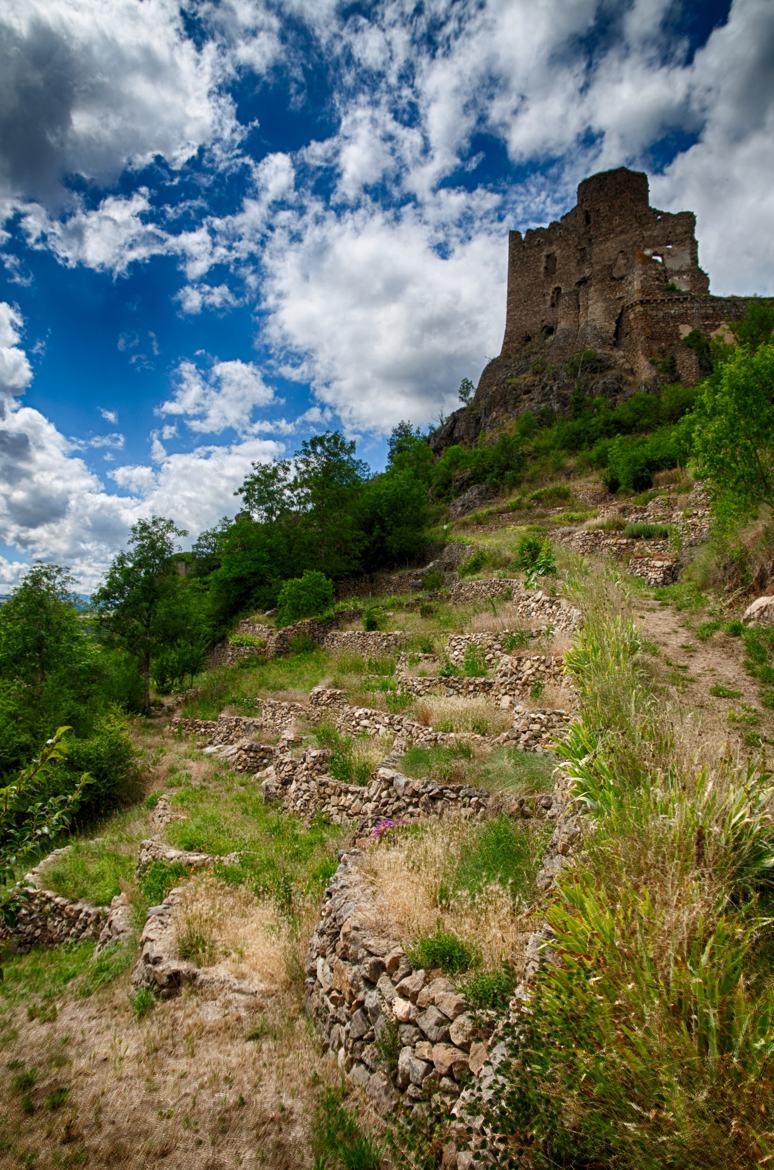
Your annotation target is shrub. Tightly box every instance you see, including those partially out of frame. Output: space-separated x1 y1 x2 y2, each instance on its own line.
462 964 517 1010
502 629 532 652
408 928 478 974
421 569 444 591
459 549 488 577
276 570 334 626
63 712 143 820
528 484 572 505
623 522 671 540
514 535 557 585
227 632 267 649
362 606 382 631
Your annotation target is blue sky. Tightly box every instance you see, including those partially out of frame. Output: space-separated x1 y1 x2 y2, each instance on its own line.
1 0 773 591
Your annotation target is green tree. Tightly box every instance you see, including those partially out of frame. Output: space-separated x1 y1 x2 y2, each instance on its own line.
0 565 101 772
235 459 293 524
386 421 434 484
93 516 186 713
732 298 774 352
276 570 334 626
287 432 368 578
458 376 475 405
691 343 774 513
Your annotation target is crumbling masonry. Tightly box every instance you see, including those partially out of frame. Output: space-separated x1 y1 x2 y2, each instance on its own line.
432 167 750 449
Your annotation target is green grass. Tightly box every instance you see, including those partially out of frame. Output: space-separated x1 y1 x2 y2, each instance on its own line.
42 840 136 906
76 939 136 998
447 815 547 902
652 581 708 610
623 521 671 540
709 684 743 699
181 648 331 718
0 942 94 1013
164 776 346 910
313 723 374 785
408 928 477 974
398 743 554 794
475 573 774 1170
462 964 517 1010
311 1086 382 1170
137 859 194 906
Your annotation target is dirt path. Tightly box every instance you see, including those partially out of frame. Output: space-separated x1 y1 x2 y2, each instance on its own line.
632 597 773 765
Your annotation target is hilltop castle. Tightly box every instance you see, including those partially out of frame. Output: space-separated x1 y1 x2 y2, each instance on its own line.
432 167 748 449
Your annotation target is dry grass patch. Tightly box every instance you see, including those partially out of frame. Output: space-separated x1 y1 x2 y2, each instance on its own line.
363 817 543 975
172 877 292 986
413 695 512 736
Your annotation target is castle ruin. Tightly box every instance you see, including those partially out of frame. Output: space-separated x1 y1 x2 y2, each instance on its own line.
432 167 749 449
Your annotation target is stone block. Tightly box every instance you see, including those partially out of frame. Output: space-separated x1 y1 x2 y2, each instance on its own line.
417 1006 451 1043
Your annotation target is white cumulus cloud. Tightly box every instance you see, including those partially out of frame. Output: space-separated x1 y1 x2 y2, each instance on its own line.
0 302 33 402
160 357 277 434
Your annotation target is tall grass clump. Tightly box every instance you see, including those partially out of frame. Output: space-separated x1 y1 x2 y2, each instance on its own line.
474 573 773 1170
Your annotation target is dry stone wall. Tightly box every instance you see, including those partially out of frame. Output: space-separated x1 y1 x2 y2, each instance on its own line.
262 753 551 827
320 630 406 656
1 846 108 949
306 849 491 1111
306 762 586 1152
132 886 261 1001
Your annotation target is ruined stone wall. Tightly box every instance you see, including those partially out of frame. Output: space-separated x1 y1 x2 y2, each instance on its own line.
306 850 492 1112
502 169 710 360
305 765 585 1124
263 754 548 826
320 630 406 656
619 293 747 381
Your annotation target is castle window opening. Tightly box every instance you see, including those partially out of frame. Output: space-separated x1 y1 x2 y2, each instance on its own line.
550 286 562 308
544 252 557 276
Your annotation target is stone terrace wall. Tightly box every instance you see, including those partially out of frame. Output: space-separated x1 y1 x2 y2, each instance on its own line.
306 849 491 1111
309 686 466 748
320 630 406 656
553 529 680 586
446 632 539 667
447 581 580 634
5 884 108 948
306 765 586 1147
507 703 571 751
263 754 550 827
171 715 264 744
2 846 108 949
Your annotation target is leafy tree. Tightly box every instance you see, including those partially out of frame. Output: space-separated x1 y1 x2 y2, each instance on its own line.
731 298 774 352
458 376 475 405
386 421 434 484
359 469 431 570
1 727 89 919
292 432 369 577
0 565 103 772
276 570 334 626
208 515 280 623
93 516 187 713
0 565 82 705
691 343 774 512
235 460 293 524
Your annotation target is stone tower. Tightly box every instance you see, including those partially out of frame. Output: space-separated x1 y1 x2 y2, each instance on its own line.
503 168 712 373
431 167 750 450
